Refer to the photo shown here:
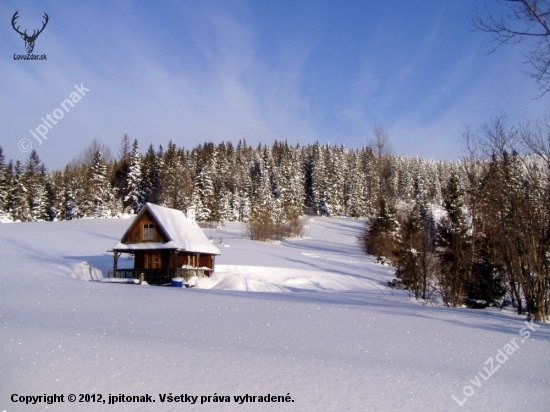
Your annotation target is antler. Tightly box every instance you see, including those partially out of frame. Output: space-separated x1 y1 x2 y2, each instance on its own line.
31 13 49 39
11 11 49 39
11 11 26 37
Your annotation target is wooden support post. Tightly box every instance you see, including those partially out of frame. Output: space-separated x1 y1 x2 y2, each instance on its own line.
173 250 178 278
113 252 119 278
195 253 200 277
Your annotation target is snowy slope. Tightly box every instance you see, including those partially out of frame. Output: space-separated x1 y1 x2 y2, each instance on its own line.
0 217 549 411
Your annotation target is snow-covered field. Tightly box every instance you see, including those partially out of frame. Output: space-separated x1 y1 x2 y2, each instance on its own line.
1 217 548 411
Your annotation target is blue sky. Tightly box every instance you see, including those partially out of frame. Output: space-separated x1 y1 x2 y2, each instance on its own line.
1 0 548 169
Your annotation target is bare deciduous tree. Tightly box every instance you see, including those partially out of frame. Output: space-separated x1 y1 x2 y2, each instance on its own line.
70 138 113 167
468 116 550 320
472 0 550 96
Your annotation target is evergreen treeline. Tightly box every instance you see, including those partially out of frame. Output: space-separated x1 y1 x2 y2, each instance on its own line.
362 117 550 320
0 136 455 224
0 118 548 320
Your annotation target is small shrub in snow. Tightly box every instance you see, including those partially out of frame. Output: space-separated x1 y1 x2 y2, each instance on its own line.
247 209 305 242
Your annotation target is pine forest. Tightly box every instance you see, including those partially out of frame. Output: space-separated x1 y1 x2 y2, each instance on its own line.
1 116 549 320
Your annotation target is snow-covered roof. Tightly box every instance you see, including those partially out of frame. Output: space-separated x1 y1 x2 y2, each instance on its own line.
113 203 220 255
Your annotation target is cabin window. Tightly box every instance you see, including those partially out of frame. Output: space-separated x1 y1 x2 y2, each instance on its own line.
145 253 161 268
143 223 155 241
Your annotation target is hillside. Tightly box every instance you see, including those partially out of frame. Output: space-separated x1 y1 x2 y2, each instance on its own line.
0 217 549 411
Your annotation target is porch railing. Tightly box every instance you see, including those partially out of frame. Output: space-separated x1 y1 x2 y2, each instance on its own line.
112 268 207 285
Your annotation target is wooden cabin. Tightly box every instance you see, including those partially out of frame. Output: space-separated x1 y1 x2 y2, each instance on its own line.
110 203 221 284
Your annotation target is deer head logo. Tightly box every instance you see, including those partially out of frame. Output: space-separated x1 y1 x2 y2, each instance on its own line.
11 11 49 54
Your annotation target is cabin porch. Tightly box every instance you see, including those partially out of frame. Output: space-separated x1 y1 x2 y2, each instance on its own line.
111 249 215 285
111 267 206 284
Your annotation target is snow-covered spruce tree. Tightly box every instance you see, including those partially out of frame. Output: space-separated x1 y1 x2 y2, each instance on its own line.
427 161 442 205
239 171 253 223
142 144 162 205
247 148 279 241
371 125 392 201
251 148 275 212
0 147 12 222
224 139 248 222
30 165 52 222
0 147 6 211
398 157 415 199
158 142 192 211
342 149 355 216
263 142 302 237
386 155 400 198
392 201 437 300
64 186 79 221
273 141 306 233
346 150 369 217
177 146 195 212
10 159 31 222
435 168 471 307
318 143 343 216
289 145 306 219
124 139 145 214
262 143 283 221
89 150 113 218
309 143 330 215
112 134 132 206
413 158 429 203
360 197 400 264
324 144 346 216
229 190 241 222
359 146 377 215
192 143 216 222
221 141 242 222
23 150 48 221
3 160 13 217
361 127 400 262
212 142 233 224
42 169 60 221
61 164 86 220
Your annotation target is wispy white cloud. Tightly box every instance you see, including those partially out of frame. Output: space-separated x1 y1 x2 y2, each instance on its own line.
1 1 321 166
1 0 549 168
